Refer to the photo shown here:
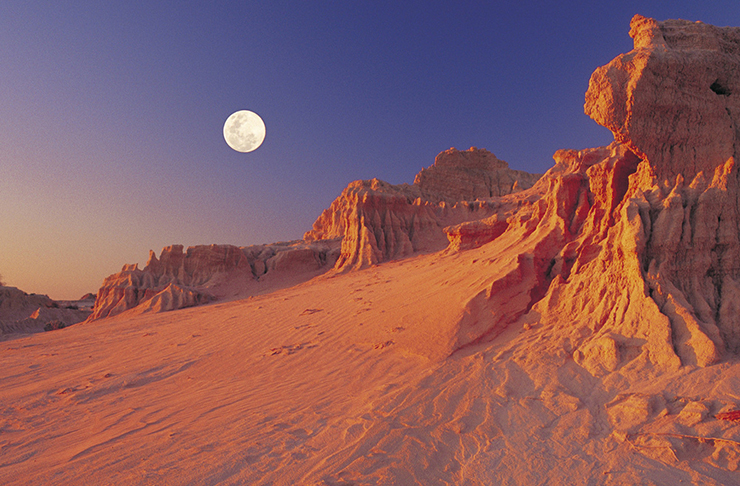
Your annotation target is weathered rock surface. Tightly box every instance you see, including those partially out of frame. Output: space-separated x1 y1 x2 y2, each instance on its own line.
90 240 340 320
445 15 740 370
588 15 740 366
414 147 541 202
585 15 740 183
0 286 91 336
305 147 541 269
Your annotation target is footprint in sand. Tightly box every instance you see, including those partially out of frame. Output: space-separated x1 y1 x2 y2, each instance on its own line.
267 342 319 356
374 340 394 350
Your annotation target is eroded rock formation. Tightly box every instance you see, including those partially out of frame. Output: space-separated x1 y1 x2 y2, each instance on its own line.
90 15 740 375
0 286 91 335
585 15 740 183
446 15 740 370
89 240 340 320
92 148 539 318
304 147 541 269
414 147 541 202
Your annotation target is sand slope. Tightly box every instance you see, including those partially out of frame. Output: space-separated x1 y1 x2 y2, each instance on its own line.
2 248 740 485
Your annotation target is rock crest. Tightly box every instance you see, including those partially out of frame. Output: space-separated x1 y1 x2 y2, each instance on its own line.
304 147 541 269
414 147 541 202
89 240 340 320
585 14 740 182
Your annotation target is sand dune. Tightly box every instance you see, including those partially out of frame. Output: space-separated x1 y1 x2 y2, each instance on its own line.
3 249 740 484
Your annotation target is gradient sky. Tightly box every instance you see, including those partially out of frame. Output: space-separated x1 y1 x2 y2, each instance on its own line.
2 1 739 300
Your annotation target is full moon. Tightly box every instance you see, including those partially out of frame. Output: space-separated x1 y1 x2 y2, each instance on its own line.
223 110 266 153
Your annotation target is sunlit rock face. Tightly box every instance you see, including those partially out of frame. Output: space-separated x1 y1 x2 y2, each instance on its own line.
443 15 740 369
585 15 740 183
304 147 541 269
588 15 740 365
89 241 340 320
414 147 542 202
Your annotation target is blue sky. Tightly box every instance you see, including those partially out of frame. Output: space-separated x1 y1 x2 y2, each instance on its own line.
1 1 739 299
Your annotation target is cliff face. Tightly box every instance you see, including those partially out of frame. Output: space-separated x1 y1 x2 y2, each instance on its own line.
441 15 740 369
89 240 340 320
304 147 541 269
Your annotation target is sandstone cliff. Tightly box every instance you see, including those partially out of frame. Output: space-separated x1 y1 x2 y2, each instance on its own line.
89 240 340 320
304 147 541 269
441 15 740 370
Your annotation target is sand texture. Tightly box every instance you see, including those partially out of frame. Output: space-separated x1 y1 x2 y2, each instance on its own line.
3 250 740 485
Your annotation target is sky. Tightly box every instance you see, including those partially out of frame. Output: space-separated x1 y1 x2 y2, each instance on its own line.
1 1 739 300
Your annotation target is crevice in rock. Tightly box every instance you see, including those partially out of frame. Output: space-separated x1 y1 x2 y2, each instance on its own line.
611 151 640 214
710 80 731 96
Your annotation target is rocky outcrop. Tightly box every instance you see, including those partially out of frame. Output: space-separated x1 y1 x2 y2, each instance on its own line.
446 15 740 370
90 240 341 320
584 15 740 366
91 148 539 319
414 147 541 202
0 286 91 335
585 15 740 183
305 148 541 269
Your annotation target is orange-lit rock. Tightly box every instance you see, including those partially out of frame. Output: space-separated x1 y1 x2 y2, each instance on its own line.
305 147 540 269
448 15 740 369
90 240 340 319
91 17 740 373
414 147 541 202
585 14 740 183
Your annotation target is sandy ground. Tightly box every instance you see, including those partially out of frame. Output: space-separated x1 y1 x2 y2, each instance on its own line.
2 246 740 485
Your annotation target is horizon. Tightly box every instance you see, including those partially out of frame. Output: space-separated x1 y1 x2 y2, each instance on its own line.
2 1 740 300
